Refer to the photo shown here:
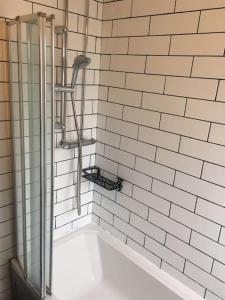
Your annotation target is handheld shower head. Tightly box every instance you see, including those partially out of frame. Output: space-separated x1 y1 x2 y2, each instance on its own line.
71 55 91 88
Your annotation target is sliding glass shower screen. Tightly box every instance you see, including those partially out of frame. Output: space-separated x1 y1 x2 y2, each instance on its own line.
8 13 55 298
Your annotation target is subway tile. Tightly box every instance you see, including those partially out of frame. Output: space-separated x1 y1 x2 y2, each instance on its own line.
0 41 7 61
127 238 161 267
152 180 197 211
0 220 14 238
102 20 113 37
139 126 180 151
110 55 146 73
106 117 138 139
156 148 203 177
185 262 225 299
133 186 170 216
108 87 142 107
92 202 113 225
191 231 225 264
103 0 132 20
160 114 210 140
116 193 148 219
118 165 152 191
54 198 73 216
123 106 160 129
97 115 106 129
175 171 225 207
0 83 9 102
150 12 199 35
186 98 225 124
99 219 126 243
209 124 225 146
148 208 191 242
135 157 175 185
192 57 225 79
96 128 120 148
142 93 186 116
165 77 218 100
126 73 165 94
120 136 156 161
161 262 206 297
212 260 225 283
96 155 118 175
113 17 150 37
0 205 13 224
0 21 7 40
101 37 129 54
217 80 225 102
94 185 116 202
0 247 14 267
114 216 145 245
0 157 12 175
202 162 225 187
170 204 221 241
180 137 225 168
130 213 166 244
0 0 31 19
219 227 225 246
199 8 225 33
176 0 225 12
59 0 86 15
101 196 129 222
129 36 171 55
55 204 88 227
0 63 8 82
166 234 213 272
196 198 225 226
145 236 185 271
104 145 135 168
98 101 123 119
0 174 12 192
132 0 175 16
100 71 126 88
170 33 225 56
205 291 222 300
0 190 13 208
146 56 193 76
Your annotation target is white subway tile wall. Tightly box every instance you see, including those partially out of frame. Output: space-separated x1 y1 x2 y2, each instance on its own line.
0 0 102 298
93 1 225 299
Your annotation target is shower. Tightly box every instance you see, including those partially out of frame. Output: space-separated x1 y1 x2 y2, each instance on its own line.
55 3 94 217
71 55 91 88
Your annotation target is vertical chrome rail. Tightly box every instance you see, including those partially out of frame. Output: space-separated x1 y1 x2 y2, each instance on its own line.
47 14 55 296
80 0 90 139
60 0 68 143
38 13 46 299
17 19 28 278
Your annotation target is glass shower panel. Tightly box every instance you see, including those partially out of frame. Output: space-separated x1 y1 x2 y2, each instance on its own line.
25 20 42 291
8 13 55 298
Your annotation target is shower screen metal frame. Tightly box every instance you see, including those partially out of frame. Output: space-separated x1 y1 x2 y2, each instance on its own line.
7 12 55 299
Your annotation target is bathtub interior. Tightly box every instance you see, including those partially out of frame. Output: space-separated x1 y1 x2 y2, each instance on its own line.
52 225 198 300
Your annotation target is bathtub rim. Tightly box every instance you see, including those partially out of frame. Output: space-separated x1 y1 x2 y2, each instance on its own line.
53 222 203 300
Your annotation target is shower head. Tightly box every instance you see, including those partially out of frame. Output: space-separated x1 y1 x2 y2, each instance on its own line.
73 55 91 70
71 55 91 88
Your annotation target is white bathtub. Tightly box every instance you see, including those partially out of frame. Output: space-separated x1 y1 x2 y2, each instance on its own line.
52 224 202 300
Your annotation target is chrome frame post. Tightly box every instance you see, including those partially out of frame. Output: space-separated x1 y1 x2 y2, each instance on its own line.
38 14 46 299
47 14 55 296
17 19 28 278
